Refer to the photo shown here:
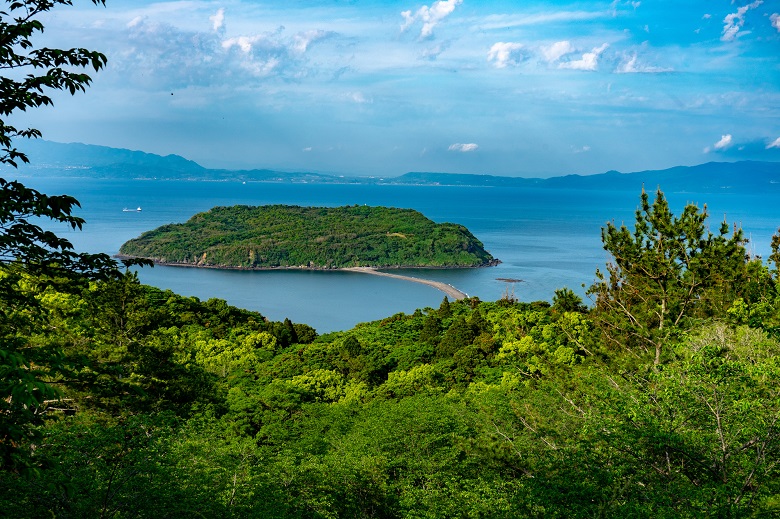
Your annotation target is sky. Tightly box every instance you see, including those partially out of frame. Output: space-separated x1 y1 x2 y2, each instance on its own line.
18 0 780 177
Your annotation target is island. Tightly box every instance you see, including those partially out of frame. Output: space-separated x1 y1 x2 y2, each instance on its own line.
118 205 499 272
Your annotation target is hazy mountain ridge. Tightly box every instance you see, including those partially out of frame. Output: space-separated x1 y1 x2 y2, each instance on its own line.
15 140 205 174
6 140 780 192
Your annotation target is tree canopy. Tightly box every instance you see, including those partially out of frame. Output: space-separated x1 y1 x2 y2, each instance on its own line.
588 188 768 365
119 204 498 269
1 251 779 516
0 0 123 474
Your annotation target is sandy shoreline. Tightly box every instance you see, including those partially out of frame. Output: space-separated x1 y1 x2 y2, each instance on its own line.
343 267 467 300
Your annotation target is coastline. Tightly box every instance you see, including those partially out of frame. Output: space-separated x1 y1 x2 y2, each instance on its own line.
117 256 472 300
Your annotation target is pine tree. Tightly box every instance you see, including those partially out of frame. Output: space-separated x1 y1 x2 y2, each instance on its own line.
438 297 452 318
589 188 751 365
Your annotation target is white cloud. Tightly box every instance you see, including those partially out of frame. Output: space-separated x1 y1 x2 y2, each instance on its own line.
771 13 780 32
487 42 525 68
572 145 591 154
348 92 372 104
401 0 462 39
448 143 478 152
615 53 672 73
705 134 734 153
767 137 780 149
714 134 733 150
222 35 267 53
127 16 144 28
559 43 608 71
703 13 711 20
116 16 337 87
541 41 575 63
291 29 332 54
210 8 225 32
401 10 414 31
721 1 763 42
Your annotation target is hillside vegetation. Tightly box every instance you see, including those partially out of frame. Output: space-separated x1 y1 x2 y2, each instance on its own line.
119 204 497 269
3 189 780 517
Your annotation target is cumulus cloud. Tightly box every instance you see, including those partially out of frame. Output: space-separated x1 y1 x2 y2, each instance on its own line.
704 134 734 153
771 13 780 32
448 143 478 152
222 35 266 53
541 41 575 63
487 42 525 68
615 53 673 73
113 15 339 89
119 18 239 86
714 134 733 150
767 137 780 149
721 1 763 42
222 28 331 57
559 43 608 71
210 8 225 32
401 0 462 39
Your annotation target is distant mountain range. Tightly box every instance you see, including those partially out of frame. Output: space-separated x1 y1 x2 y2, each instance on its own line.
5 140 780 193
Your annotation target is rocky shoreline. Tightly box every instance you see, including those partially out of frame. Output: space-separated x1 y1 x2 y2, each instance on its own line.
114 255 500 272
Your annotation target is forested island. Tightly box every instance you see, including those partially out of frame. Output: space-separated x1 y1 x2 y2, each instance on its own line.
119 204 498 269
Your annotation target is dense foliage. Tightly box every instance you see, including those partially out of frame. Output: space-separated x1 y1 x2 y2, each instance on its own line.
119 204 497 269
0 0 132 474
2 227 780 516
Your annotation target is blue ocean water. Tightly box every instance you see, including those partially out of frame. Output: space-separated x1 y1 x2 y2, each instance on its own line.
16 176 780 333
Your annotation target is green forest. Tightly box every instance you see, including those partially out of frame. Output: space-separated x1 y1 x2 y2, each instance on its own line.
119 205 497 269
3 186 780 517
2 2 780 517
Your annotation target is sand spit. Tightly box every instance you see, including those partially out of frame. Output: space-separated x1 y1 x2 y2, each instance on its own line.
343 267 467 301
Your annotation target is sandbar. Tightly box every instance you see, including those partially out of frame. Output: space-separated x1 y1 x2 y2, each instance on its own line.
343 267 467 300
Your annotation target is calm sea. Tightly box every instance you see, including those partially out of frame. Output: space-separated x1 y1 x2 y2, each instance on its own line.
17 176 780 333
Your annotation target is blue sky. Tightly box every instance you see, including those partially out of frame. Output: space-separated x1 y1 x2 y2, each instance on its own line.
22 0 780 176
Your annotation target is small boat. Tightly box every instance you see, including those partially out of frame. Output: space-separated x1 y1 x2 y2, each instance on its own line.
123 207 142 212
